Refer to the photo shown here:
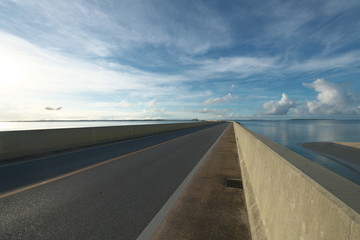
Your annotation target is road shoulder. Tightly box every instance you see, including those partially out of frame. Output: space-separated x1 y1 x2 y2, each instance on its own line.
150 123 251 240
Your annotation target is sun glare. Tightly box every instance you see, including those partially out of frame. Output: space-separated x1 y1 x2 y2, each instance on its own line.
0 47 26 89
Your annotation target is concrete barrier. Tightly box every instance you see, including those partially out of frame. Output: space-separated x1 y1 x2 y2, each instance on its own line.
233 122 360 240
0 122 213 162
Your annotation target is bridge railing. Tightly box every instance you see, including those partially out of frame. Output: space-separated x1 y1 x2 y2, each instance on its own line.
0 122 213 162
233 122 360 240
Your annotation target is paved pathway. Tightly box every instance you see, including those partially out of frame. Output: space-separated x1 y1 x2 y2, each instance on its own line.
0 123 227 239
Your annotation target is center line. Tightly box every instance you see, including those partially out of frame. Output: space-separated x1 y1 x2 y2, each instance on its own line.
0 126 216 200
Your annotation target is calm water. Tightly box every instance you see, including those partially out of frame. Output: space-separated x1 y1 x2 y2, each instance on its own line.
0 120 198 131
238 120 360 184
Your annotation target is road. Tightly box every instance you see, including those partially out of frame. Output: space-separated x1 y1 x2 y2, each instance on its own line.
0 122 228 240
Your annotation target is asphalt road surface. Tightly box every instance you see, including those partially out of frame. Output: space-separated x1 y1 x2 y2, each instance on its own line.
0 122 228 240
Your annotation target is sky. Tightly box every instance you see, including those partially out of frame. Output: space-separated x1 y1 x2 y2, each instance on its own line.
0 0 360 120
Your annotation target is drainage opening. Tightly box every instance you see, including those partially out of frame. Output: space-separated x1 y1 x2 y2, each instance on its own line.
225 178 243 189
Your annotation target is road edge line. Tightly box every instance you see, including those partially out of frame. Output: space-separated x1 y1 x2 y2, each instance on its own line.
136 123 230 240
0 124 221 200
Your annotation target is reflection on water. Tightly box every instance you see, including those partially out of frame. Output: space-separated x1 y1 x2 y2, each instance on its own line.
238 120 360 185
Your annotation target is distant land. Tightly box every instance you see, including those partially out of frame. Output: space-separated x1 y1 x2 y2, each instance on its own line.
289 118 336 120
235 118 337 121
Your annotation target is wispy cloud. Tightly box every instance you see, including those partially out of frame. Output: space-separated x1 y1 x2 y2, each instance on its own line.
188 107 243 119
204 93 237 105
1 0 231 59
0 32 193 120
289 51 360 72
1 0 359 120
94 99 159 109
147 99 157 108
195 56 278 77
189 107 227 115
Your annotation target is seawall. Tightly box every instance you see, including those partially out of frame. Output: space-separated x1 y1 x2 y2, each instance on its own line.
233 122 360 240
0 122 213 162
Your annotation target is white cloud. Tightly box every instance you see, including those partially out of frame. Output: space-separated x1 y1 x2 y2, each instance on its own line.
3 0 231 56
303 78 360 115
1 1 360 121
188 107 242 119
94 101 135 108
204 93 237 105
289 51 360 72
265 2 315 39
197 56 278 76
147 99 157 108
185 51 360 82
0 32 196 120
263 93 296 115
190 108 226 114
261 79 360 116
95 99 158 109
0 31 148 96
142 108 166 113
118 101 134 108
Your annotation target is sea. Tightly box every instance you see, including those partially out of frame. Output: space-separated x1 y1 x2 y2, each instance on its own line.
238 120 360 185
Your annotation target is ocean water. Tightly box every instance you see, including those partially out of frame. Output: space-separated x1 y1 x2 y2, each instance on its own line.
0 120 198 132
238 120 360 184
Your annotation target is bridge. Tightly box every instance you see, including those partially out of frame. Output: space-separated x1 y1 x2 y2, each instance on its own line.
0 122 359 239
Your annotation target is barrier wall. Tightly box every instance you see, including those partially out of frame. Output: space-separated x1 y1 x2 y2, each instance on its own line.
233 122 360 240
0 122 213 162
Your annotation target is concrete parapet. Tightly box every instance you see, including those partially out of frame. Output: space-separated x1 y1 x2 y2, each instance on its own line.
233 122 360 240
0 122 212 162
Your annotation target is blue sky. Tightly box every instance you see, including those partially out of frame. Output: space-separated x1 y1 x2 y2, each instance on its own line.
1 0 360 120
